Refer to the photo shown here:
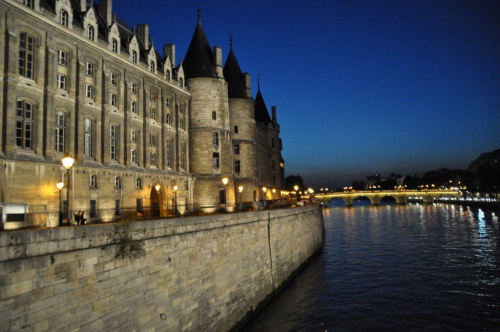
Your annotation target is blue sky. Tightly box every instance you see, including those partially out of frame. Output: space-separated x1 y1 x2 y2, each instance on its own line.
115 0 500 189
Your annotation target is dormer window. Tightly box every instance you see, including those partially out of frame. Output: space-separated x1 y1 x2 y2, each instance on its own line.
112 39 118 53
166 70 171 81
88 25 95 41
60 10 69 27
149 61 155 73
23 0 34 9
132 51 137 64
179 78 184 88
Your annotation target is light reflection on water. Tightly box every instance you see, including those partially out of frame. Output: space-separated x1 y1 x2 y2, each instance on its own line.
242 203 500 332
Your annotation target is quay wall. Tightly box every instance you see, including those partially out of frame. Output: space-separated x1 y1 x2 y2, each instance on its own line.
0 206 324 331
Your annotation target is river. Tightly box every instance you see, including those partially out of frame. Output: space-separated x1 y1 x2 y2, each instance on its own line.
242 202 500 331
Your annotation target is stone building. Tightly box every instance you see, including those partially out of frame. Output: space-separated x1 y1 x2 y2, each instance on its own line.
0 0 284 228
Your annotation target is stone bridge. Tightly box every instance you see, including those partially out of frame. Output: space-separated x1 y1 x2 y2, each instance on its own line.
315 190 460 206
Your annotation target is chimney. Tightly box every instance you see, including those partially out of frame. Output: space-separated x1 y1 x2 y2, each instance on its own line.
99 0 113 26
213 46 223 78
243 72 252 98
137 24 149 48
272 106 277 123
163 44 176 67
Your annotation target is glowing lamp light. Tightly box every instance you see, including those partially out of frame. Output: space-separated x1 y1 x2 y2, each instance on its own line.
222 177 229 186
155 184 161 192
238 186 244 193
173 185 178 192
293 185 299 191
272 188 276 193
56 181 64 190
262 187 267 192
61 155 75 169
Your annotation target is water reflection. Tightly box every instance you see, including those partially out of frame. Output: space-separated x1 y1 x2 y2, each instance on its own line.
243 204 500 331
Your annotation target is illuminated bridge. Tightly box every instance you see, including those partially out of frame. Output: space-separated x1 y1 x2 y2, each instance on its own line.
315 190 460 206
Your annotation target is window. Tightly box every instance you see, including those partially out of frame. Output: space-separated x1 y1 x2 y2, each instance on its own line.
110 72 116 86
150 134 158 166
136 198 143 213
179 78 184 88
150 90 155 101
166 139 171 167
87 25 95 41
166 97 171 109
54 111 66 153
131 82 136 94
131 149 136 163
111 94 116 107
213 152 220 169
19 32 35 79
272 161 276 171
219 189 226 205
60 10 68 27
58 50 67 66
90 200 97 218
85 84 92 99
166 113 171 125
131 129 136 142
115 200 120 215
166 70 170 81
235 160 241 174
179 118 184 130
150 134 157 147
149 60 155 73
180 142 186 170
23 0 34 9
84 118 94 157
234 125 239 134
90 174 97 188
16 100 33 149
150 108 156 120
131 101 136 113
132 51 137 64
212 111 216 120
185 181 188 190
57 74 66 90
136 178 142 189
233 143 240 155
86 61 93 76
114 176 121 188
110 124 117 160
112 39 118 53
212 132 219 146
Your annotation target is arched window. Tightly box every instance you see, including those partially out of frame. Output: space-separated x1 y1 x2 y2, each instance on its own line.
149 60 155 73
16 100 34 149
60 10 69 27
88 25 95 41
54 111 66 153
19 32 35 79
112 39 118 53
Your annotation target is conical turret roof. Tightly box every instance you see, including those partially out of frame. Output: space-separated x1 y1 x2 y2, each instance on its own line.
223 48 247 99
255 88 272 124
183 20 216 79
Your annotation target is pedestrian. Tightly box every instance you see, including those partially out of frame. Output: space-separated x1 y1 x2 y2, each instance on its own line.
74 212 80 225
81 211 87 225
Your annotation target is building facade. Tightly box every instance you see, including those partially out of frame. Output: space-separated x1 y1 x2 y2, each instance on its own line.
0 0 284 228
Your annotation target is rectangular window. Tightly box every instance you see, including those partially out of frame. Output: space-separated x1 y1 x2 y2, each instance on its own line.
166 113 171 125
132 51 137 64
235 160 241 174
19 33 35 79
166 139 171 167
90 174 97 188
110 124 117 160
110 72 116 86
136 178 142 189
213 152 220 169
86 62 93 76
114 176 121 188
234 125 239 133
131 82 136 94
23 0 34 9
54 111 65 152
60 10 68 27
58 50 67 66
131 149 136 163
212 132 219 147
84 118 94 157
150 90 155 101
131 129 136 142
150 108 156 120
233 143 240 155
111 93 116 107
112 39 118 53
131 101 136 114
16 100 33 149
85 84 92 99
115 199 120 215
181 142 186 170
219 189 226 205
87 25 94 41
166 97 171 109
136 198 143 213
90 200 97 218
212 111 216 120
57 74 66 90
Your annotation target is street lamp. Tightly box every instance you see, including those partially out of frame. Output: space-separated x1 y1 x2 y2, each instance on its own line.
238 185 244 211
222 177 229 211
173 185 178 215
293 185 299 202
61 154 74 225
155 184 161 192
56 181 64 226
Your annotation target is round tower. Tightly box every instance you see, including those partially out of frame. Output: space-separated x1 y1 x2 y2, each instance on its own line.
184 19 235 212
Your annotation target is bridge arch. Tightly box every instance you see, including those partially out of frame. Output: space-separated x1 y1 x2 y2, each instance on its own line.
351 195 379 206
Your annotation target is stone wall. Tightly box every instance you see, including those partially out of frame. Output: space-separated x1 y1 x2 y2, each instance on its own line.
0 206 324 331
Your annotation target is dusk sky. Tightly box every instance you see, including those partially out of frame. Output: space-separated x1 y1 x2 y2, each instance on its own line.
116 0 500 189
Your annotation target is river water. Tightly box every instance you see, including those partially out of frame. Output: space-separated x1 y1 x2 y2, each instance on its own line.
242 202 500 331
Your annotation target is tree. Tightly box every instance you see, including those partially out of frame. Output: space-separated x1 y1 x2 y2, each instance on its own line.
284 175 306 191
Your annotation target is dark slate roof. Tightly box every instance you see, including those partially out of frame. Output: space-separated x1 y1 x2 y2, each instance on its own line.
183 21 216 79
223 48 247 99
255 89 272 124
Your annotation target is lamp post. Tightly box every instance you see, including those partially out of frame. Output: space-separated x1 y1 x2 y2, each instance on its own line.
238 185 243 211
61 154 75 225
294 185 299 203
56 181 64 226
222 177 229 211
155 184 161 217
173 185 178 215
